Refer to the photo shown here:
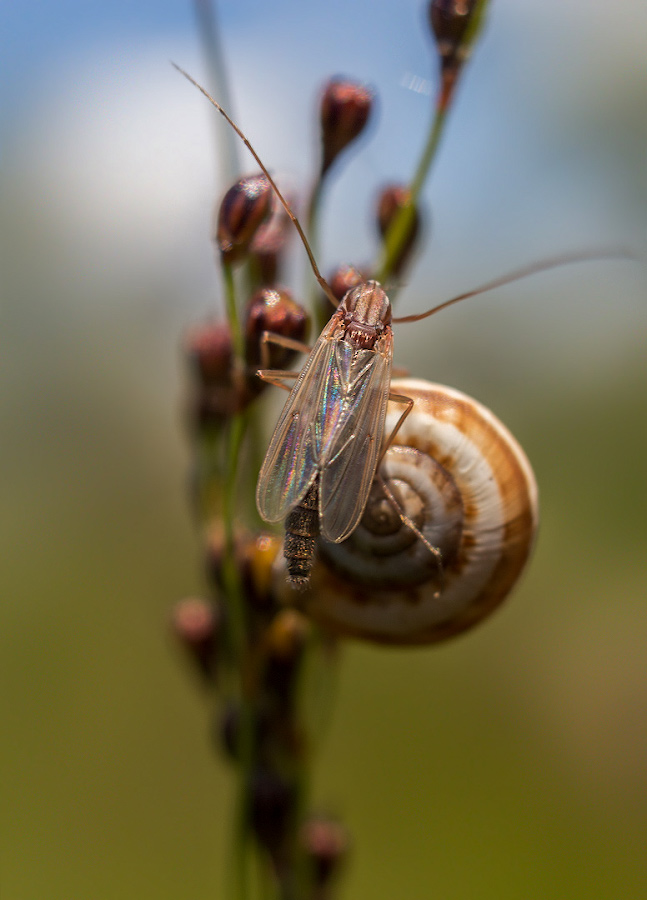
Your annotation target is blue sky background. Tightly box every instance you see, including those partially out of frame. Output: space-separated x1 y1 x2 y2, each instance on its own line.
3 0 645 383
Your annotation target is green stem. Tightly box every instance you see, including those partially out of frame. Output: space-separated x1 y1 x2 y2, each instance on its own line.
376 0 491 288
375 99 447 287
222 261 245 361
220 408 256 900
220 256 256 899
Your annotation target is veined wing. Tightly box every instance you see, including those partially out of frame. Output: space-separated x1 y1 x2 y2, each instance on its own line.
256 328 343 523
319 339 392 542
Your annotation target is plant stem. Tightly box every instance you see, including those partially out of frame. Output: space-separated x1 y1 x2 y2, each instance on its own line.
376 0 490 288
375 100 446 287
220 253 257 899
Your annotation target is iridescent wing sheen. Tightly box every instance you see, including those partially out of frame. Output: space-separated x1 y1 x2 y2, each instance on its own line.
319 341 392 542
255 328 341 523
256 329 392 533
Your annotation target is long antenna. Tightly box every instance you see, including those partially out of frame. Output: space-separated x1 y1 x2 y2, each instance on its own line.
172 62 338 307
392 249 636 324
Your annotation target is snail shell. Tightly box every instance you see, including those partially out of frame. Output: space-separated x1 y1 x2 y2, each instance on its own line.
281 378 538 645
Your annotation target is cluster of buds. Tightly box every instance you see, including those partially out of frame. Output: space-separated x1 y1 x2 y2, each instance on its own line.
174 2 491 891
206 530 324 872
184 175 309 432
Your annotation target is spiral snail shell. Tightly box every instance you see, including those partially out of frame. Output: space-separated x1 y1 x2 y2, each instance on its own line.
278 378 538 645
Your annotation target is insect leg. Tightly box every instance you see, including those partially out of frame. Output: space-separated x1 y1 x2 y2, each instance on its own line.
375 472 443 597
260 330 311 370
257 369 299 392
377 392 414 467
256 369 299 392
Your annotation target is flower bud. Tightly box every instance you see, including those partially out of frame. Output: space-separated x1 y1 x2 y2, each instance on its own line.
428 0 486 106
184 320 233 387
263 610 310 698
265 609 310 662
330 264 367 302
429 0 478 60
171 596 221 682
250 768 296 860
185 380 255 433
376 184 422 277
317 264 367 324
319 78 374 177
217 700 270 762
205 530 282 613
244 287 309 373
300 814 349 889
249 195 294 285
216 174 273 265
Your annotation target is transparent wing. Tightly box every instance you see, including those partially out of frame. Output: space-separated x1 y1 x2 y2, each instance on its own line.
256 329 341 523
319 341 392 542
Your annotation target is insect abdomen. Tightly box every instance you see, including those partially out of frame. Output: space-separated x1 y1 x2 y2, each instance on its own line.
284 483 320 587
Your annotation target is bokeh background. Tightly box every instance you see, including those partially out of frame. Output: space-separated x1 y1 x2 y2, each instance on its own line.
2 1 646 898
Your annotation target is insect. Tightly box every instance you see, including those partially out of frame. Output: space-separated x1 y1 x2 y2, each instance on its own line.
174 64 624 590
255 279 415 586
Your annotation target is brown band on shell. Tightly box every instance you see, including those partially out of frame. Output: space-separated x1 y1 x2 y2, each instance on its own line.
280 379 538 645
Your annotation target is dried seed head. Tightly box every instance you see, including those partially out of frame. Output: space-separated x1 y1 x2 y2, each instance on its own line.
206 530 282 613
250 768 296 860
427 0 486 106
244 287 310 371
216 174 273 265
319 78 374 177
428 0 479 65
171 596 221 682
376 184 422 276
301 814 349 888
265 609 310 662
184 320 233 386
261 609 311 700
329 263 367 302
249 194 294 285
186 380 256 432
317 263 367 322
217 700 271 762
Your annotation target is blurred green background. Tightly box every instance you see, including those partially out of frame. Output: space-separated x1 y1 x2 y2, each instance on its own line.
2 1 646 898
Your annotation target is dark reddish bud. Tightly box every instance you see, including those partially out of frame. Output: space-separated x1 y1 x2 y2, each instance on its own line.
428 0 478 63
265 609 310 662
244 287 309 371
317 264 367 324
301 815 349 889
376 184 422 276
320 78 374 177
217 700 271 762
249 195 294 284
428 0 485 106
216 174 273 265
263 609 310 698
186 380 255 432
183 317 263 431
171 597 221 682
329 264 367 303
205 530 282 613
250 768 296 859
184 320 233 386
